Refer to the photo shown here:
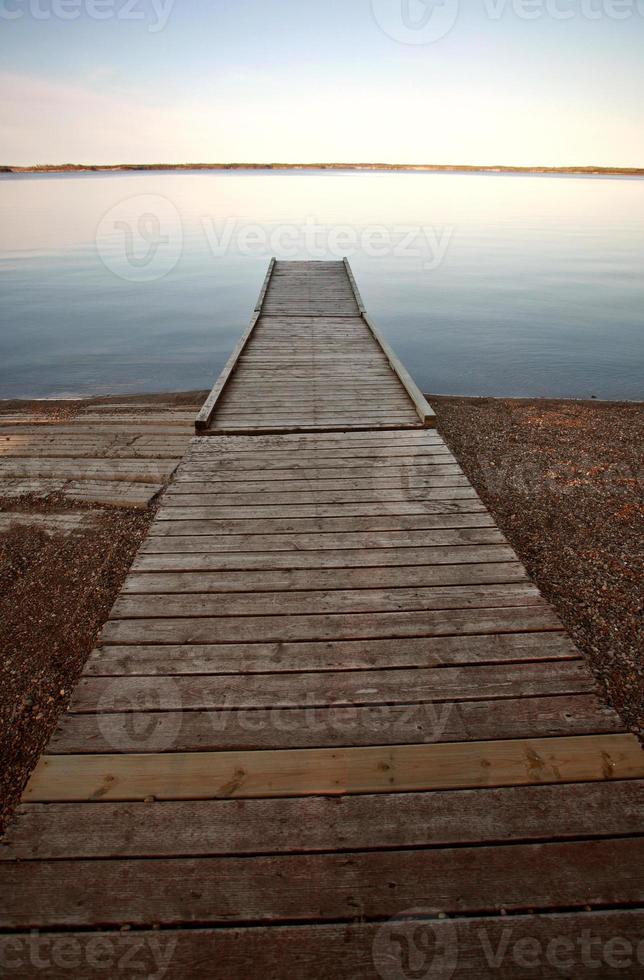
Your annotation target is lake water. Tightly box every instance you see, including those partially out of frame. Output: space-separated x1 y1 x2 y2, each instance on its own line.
0 170 642 400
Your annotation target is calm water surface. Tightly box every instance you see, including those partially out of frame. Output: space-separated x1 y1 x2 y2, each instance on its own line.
0 170 642 399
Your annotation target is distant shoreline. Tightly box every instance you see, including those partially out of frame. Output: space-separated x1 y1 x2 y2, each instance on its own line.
2 162 643 177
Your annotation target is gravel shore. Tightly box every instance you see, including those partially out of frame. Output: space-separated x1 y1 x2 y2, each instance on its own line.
0 501 152 833
430 396 643 736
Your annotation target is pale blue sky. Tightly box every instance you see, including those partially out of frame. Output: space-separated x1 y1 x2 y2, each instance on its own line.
1 0 643 165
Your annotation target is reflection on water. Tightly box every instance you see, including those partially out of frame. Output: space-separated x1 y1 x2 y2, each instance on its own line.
0 170 642 399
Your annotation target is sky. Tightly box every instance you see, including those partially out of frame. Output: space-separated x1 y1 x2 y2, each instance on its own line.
1 0 643 166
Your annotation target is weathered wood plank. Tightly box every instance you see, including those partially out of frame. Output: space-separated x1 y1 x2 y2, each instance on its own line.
165 468 464 492
190 430 444 446
180 451 454 472
179 458 453 478
122 557 526 592
0 424 195 435
50 694 620 755
5 781 640 859
217 401 414 413
215 384 408 396
3 838 644 927
133 545 507 574
0 913 640 978
149 497 482 522
0 434 187 458
69 661 593 713
145 526 503 550
0 478 66 497
71 415 194 424
175 463 461 486
109 583 543 620
0 447 184 460
1 432 188 443
78 402 202 411
100 605 563 644
189 428 443 447
63 481 162 509
212 414 419 428
205 422 424 435
0 459 176 482
156 481 472 509
140 513 495 542
86 631 579 676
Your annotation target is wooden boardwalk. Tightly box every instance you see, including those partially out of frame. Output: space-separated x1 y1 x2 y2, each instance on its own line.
1 261 643 978
196 259 434 433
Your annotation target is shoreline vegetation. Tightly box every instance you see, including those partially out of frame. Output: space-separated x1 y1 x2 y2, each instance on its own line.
2 162 644 176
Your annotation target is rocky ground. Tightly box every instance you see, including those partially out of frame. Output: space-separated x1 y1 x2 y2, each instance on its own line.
0 497 152 833
430 396 643 735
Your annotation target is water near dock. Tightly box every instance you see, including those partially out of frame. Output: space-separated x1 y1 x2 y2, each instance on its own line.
1 170 642 400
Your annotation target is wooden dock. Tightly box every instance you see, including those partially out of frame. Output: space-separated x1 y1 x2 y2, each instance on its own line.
1 260 643 977
195 259 434 433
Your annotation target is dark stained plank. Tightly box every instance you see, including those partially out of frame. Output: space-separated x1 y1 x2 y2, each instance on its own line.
2 839 643 927
5 781 641 859
0 913 640 979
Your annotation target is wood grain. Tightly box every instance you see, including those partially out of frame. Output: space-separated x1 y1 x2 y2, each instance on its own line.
3 839 643 927
23 734 644 802
86 631 579 676
6 780 641 859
